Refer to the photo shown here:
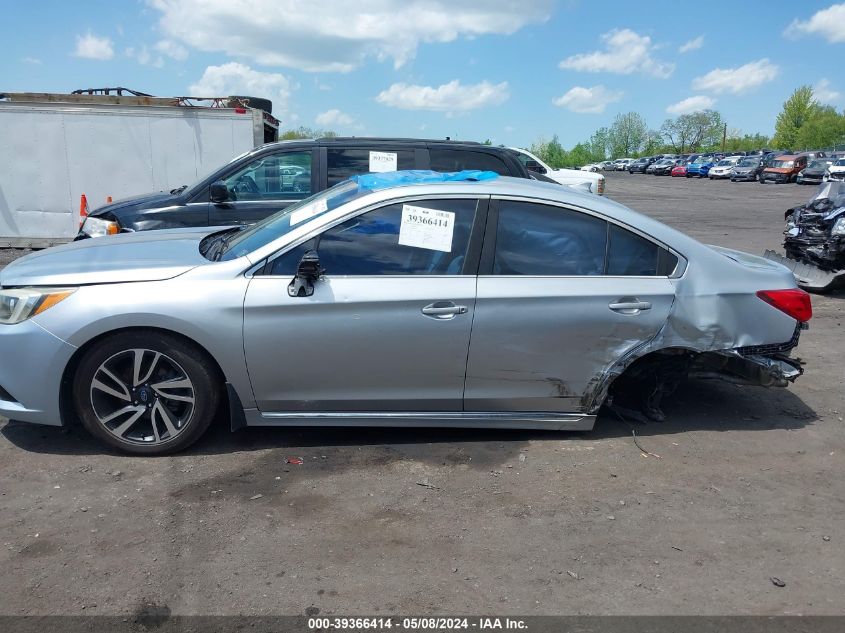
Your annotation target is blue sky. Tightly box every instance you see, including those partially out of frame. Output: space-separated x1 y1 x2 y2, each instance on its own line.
2 1 843 148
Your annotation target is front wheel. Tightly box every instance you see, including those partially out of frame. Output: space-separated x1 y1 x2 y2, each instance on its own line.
72 331 220 455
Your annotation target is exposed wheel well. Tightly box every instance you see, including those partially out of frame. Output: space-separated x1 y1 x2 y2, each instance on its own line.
59 327 227 428
590 347 698 419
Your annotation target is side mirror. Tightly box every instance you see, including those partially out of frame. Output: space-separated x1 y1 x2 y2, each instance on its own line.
210 180 230 204
287 250 324 297
524 160 546 174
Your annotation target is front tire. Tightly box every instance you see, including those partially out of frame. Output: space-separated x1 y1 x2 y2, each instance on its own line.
72 331 220 455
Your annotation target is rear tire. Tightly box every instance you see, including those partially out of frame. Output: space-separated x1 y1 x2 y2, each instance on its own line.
72 331 220 455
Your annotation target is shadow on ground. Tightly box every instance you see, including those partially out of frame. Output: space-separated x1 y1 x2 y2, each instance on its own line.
1 378 817 459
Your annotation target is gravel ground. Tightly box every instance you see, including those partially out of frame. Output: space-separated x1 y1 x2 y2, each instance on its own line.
0 173 843 617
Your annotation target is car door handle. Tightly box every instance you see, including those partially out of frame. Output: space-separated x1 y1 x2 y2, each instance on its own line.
608 299 652 313
422 302 468 319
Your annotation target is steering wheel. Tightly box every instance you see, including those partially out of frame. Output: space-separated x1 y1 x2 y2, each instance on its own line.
233 175 260 194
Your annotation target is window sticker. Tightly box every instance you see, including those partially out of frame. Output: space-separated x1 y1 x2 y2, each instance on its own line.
398 204 455 252
289 198 328 226
369 151 398 173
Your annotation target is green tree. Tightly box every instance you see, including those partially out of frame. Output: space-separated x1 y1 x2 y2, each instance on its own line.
659 110 724 153
567 142 593 167
588 127 610 161
793 106 845 150
279 126 337 140
530 134 568 168
772 86 818 149
608 112 648 157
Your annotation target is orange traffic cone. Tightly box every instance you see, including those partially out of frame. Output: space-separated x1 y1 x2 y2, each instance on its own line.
79 194 90 228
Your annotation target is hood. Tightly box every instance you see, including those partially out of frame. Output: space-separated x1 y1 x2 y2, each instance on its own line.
0 227 217 287
88 190 182 218
765 167 793 174
803 168 827 176
733 166 756 172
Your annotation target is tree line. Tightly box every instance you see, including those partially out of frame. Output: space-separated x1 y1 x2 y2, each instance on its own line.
531 85 845 169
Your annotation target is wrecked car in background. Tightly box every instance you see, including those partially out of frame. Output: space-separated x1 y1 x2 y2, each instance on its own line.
826 157 845 182
0 172 810 454
765 181 845 292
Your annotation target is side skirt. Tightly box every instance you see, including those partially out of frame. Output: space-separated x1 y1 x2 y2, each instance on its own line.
242 410 596 432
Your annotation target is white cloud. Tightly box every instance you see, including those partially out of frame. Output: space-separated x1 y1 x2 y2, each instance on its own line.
155 39 188 61
74 32 114 60
148 0 552 72
679 35 704 53
315 109 354 127
559 28 674 78
189 63 293 116
21 57 42 65
692 59 778 94
786 3 845 43
126 46 164 68
552 85 622 113
375 80 509 112
666 95 716 115
814 78 841 104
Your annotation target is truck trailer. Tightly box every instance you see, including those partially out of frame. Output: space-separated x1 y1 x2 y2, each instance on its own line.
0 90 279 247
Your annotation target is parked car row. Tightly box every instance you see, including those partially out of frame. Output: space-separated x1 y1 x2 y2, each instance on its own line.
615 150 844 184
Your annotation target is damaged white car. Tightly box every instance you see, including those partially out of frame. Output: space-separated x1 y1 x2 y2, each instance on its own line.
0 171 811 454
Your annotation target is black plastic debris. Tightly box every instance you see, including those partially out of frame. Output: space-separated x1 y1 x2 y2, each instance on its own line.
766 182 845 292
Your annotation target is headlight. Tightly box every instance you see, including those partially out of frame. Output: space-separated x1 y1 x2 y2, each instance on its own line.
0 288 76 325
832 217 845 237
81 216 120 238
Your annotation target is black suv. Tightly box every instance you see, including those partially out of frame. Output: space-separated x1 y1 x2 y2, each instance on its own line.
78 138 532 238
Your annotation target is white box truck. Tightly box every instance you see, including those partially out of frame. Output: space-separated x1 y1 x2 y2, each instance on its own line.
0 91 279 247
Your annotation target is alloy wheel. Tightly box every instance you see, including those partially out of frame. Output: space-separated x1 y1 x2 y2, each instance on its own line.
89 348 196 445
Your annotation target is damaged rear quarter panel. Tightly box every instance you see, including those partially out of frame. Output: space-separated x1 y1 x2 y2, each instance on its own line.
583 248 801 413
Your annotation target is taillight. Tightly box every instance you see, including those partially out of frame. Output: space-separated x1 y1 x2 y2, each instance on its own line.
756 289 812 322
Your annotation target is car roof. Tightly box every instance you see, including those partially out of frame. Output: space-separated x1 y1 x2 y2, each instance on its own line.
258 137 487 150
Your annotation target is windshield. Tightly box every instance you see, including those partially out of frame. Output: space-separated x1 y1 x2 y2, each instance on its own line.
835 159 845 166
219 180 368 261
716 160 733 166
808 160 831 169
771 160 795 168
737 159 759 167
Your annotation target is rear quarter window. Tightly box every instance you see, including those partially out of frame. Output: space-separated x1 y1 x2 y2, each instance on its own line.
429 149 511 175
326 148 415 187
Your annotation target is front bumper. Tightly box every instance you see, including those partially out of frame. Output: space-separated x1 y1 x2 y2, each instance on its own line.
710 170 731 178
0 319 76 426
732 172 757 181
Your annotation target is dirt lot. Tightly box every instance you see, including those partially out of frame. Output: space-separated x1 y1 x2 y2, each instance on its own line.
0 173 843 617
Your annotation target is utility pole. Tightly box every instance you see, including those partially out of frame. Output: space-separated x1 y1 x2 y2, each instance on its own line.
721 123 727 152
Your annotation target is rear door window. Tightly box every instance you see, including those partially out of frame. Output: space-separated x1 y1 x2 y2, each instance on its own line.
490 201 678 277
326 148 415 187
492 201 607 275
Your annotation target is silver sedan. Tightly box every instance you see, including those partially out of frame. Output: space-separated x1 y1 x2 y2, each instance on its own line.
0 172 812 454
